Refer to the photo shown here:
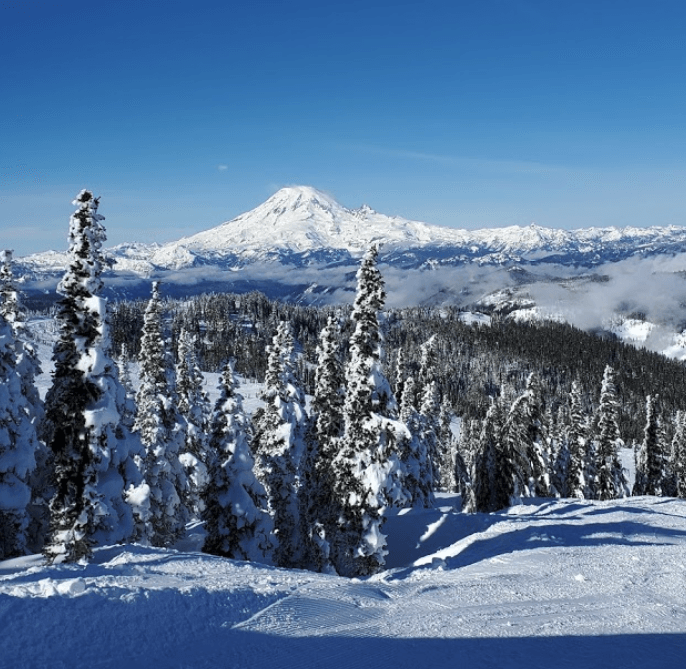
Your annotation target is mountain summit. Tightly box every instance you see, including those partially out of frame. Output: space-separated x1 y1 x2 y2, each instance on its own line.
150 185 451 265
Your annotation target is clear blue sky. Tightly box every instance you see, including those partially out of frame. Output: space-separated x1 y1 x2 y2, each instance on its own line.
2 0 686 255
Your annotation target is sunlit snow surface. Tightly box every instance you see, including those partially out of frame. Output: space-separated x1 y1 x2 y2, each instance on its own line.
1 496 686 669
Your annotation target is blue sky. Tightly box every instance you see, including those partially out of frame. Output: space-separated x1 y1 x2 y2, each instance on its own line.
2 0 686 255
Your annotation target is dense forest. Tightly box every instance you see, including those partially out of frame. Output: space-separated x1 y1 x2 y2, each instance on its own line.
111 287 686 445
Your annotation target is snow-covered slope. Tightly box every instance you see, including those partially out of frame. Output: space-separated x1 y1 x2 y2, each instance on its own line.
2 496 685 669
9 320 686 667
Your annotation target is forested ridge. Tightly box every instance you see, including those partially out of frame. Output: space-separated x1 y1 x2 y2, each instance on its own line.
111 290 686 444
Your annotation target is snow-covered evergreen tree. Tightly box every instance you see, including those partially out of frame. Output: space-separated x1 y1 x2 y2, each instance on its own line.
414 336 444 488
662 420 677 498
399 377 433 507
300 315 345 572
116 343 136 433
493 377 552 502
548 404 568 497
438 397 456 491
647 399 667 497
633 402 649 497
469 398 512 513
133 281 189 546
393 346 407 407
176 328 210 516
202 361 272 561
459 417 479 473
330 246 405 576
502 392 536 498
252 321 308 569
419 379 442 490
0 315 38 558
524 373 545 444
564 381 587 499
593 365 628 500
634 395 665 496
0 249 49 551
584 436 599 500
453 419 473 504
0 250 43 426
523 373 551 496
417 335 439 394
42 191 142 563
399 375 417 424
671 411 686 499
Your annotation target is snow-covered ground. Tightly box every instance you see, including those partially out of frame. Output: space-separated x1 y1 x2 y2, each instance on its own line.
608 317 655 344
1 495 685 669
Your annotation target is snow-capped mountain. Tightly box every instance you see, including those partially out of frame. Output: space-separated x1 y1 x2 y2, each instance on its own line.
13 185 686 356
155 185 452 260
128 187 686 269
18 185 686 277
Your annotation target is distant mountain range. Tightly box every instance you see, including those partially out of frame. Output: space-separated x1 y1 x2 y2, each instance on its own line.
15 185 686 357
19 185 686 275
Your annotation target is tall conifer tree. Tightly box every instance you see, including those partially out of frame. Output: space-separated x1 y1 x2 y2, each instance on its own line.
0 250 49 551
438 397 456 492
300 315 345 572
203 361 272 561
0 250 44 426
454 418 474 505
42 191 141 563
634 395 665 496
330 247 405 576
0 316 38 558
133 282 189 546
671 411 686 499
523 373 551 496
399 376 433 507
469 399 512 513
564 381 587 499
419 379 442 490
502 392 535 498
176 328 210 516
594 365 628 500
252 322 308 568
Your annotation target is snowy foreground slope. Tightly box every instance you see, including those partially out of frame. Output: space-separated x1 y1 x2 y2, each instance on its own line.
1 496 685 669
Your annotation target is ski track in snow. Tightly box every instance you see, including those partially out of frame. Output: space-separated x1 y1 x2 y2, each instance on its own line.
2 496 686 668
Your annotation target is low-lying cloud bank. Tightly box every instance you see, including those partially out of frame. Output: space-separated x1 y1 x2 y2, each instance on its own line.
22 252 686 357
